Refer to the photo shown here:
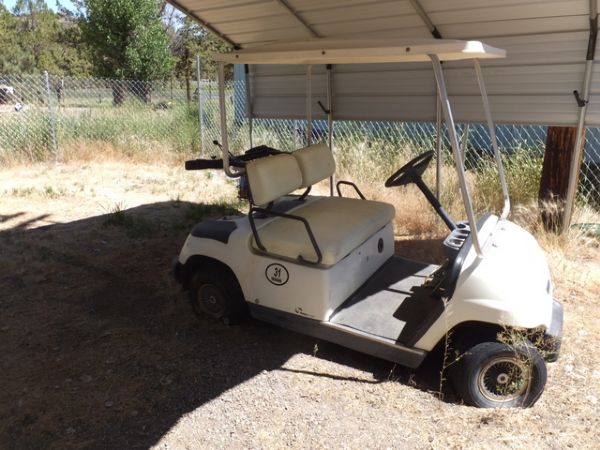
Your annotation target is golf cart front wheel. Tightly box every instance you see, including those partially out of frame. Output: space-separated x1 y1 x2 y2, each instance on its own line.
450 341 547 408
188 267 247 325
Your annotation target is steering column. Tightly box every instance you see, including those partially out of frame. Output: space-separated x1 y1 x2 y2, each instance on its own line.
385 151 457 231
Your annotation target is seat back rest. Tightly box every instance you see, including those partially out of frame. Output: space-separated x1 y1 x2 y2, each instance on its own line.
293 143 335 188
246 153 303 206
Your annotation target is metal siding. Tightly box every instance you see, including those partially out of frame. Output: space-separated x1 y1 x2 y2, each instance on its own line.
253 97 330 120
228 27 313 45
427 1 588 24
252 74 328 97
420 0 584 11
330 27 433 40
302 1 416 24
313 14 425 36
198 1 281 23
288 0 385 11
437 16 589 39
215 16 299 35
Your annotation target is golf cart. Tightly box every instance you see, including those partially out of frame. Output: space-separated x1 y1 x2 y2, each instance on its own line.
173 39 563 408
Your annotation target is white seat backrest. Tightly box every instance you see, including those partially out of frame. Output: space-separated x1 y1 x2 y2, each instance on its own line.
293 143 336 188
246 153 303 206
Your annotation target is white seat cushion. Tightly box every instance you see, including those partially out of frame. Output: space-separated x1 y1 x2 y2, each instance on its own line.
246 153 303 206
293 143 335 188
253 196 395 266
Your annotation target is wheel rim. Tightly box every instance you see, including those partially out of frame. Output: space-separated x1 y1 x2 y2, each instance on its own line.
477 356 529 403
197 283 226 317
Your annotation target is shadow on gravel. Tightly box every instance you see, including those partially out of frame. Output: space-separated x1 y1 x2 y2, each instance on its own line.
0 201 453 449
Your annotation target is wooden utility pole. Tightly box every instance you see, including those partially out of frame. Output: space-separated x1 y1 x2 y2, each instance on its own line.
538 126 585 231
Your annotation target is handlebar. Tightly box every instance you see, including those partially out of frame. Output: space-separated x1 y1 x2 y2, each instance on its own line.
185 159 224 170
185 145 285 171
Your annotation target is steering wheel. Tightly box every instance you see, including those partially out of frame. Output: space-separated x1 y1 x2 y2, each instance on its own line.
385 150 434 187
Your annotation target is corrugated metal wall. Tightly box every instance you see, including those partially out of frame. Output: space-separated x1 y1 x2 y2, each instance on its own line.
173 0 599 125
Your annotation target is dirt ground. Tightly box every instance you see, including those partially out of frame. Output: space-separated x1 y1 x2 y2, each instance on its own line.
1 161 599 449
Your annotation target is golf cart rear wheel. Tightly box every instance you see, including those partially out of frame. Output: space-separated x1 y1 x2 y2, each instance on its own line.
188 267 247 325
450 341 547 408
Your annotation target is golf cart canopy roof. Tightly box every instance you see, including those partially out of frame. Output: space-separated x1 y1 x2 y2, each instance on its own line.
213 38 506 65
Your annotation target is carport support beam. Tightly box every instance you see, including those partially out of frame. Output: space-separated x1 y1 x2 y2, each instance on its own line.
218 62 244 178
327 64 335 196
562 0 598 232
435 95 442 198
306 65 313 146
196 55 204 156
245 64 253 148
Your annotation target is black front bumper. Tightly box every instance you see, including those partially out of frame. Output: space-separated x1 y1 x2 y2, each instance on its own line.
541 299 563 362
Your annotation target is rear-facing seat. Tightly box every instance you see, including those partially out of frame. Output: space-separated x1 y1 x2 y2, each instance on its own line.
245 143 395 266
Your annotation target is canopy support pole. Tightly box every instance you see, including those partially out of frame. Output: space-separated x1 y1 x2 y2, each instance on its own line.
474 59 510 220
435 95 442 198
430 55 483 257
562 0 598 232
306 65 313 146
326 64 335 196
244 64 253 148
218 62 243 177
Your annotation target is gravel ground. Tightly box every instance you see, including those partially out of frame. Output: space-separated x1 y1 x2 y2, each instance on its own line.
0 162 598 449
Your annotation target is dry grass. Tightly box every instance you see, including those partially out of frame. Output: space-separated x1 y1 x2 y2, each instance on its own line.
1 157 599 449
1 140 193 168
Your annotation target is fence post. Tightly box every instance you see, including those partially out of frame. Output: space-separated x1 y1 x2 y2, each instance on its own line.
44 71 59 162
435 94 443 198
196 55 204 155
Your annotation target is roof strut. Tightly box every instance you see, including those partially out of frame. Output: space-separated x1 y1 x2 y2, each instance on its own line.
562 0 598 232
274 0 321 38
167 0 240 49
408 0 442 39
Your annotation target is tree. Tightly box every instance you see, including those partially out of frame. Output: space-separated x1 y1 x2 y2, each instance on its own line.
81 0 174 104
170 14 232 103
170 16 231 80
12 0 47 30
0 3 18 73
0 1 91 76
171 17 198 102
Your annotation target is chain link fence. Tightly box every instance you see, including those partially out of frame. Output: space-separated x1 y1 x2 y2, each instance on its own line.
1 72 599 208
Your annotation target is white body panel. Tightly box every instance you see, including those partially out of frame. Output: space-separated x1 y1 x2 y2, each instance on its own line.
178 206 394 321
179 211 555 354
416 216 554 351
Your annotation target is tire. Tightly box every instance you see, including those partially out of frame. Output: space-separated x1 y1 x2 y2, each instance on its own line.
187 266 248 325
449 341 547 408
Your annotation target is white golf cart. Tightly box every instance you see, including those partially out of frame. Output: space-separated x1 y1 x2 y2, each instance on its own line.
173 39 563 408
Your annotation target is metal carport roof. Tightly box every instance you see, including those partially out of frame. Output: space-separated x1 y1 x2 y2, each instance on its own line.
168 0 599 126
